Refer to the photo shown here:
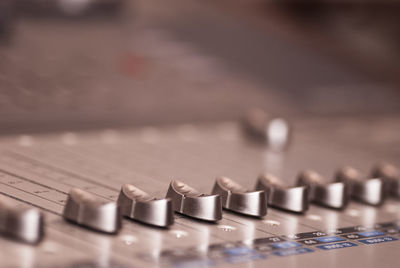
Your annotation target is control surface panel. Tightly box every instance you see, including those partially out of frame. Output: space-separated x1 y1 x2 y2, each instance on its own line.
0 117 399 268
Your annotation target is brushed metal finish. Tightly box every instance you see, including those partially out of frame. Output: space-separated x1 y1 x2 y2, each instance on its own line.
335 166 385 206
0 197 44 244
297 170 348 209
371 162 400 198
256 174 309 213
117 184 173 227
166 180 222 222
63 188 121 233
212 177 267 217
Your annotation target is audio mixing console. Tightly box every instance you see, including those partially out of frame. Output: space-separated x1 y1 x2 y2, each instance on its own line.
1 1 400 267
0 117 399 268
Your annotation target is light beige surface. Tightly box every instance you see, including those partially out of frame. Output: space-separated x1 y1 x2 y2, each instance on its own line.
0 118 399 267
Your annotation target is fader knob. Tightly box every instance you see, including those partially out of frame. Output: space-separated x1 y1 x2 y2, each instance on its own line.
371 162 400 198
335 166 384 206
256 174 309 213
166 180 222 222
117 184 174 227
63 188 121 233
0 196 44 244
297 170 348 209
212 177 267 217
243 108 291 151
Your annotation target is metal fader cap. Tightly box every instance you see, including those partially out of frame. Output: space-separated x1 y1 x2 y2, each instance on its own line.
371 162 400 198
297 170 348 209
335 166 384 206
256 174 309 213
212 177 267 217
166 180 222 222
63 188 121 233
0 196 44 244
243 108 291 151
117 184 173 227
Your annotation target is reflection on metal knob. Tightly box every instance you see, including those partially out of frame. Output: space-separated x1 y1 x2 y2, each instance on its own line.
166 180 222 222
117 184 173 227
0 196 44 244
212 177 267 217
243 109 291 151
335 166 384 206
256 174 308 213
63 188 121 233
297 170 348 209
371 162 400 198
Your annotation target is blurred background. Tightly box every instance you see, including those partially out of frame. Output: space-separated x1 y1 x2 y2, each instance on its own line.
0 0 399 134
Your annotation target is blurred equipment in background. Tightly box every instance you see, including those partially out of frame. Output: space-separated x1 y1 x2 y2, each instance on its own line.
273 2 400 83
0 0 16 42
16 0 125 16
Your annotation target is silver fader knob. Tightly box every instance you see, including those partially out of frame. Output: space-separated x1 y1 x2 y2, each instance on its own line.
297 170 348 209
117 184 173 227
371 162 400 198
212 177 267 217
242 108 291 151
256 174 309 213
166 180 222 222
335 166 384 206
0 196 44 244
63 188 121 233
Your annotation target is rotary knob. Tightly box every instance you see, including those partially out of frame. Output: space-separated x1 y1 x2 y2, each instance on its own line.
212 177 267 217
117 184 173 227
297 170 348 209
166 180 222 222
256 174 309 213
0 196 44 244
63 188 121 233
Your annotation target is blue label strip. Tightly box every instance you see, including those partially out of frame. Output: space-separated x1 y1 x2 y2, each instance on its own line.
225 254 266 264
315 236 345 243
358 236 398 245
271 241 301 249
272 248 314 257
223 247 255 256
316 242 358 250
358 231 385 237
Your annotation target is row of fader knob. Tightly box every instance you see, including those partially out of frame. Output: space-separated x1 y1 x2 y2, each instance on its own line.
63 163 399 232
1 163 399 243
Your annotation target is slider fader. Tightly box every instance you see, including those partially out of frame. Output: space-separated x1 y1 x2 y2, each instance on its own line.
0 117 399 268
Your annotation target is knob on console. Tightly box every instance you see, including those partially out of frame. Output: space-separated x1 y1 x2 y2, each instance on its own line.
242 109 291 151
371 162 400 199
335 166 384 206
0 196 44 244
117 184 174 227
212 177 267 217
63 188 121 233
166 180 222 222
297 170 348 209
256 174 309 213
